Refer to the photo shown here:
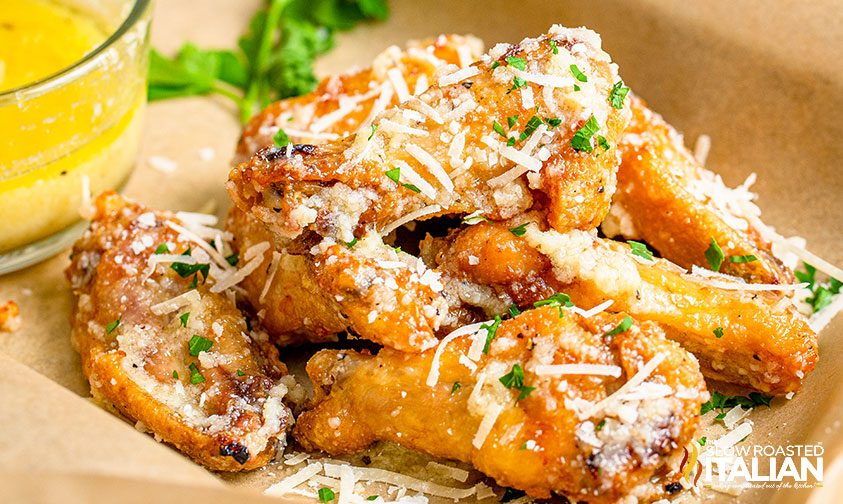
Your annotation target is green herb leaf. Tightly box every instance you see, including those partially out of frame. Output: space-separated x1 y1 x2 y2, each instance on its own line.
573 83 581 92
627 240 654 261
225 253 239 266
237 369 245 376
534 292 574 318
505 56 527 71
189 362 205 384
368 123 378 141
517 386 536 400
595 419 606 431
518 115 543 142
506 136 516 147
596 134 610 152
402 183 421 193
318 488 335 502
698 436 707 446
385 167 401 183
154 243 170 254
179 312 190 328
105 318 121 334
729 254 758 263
543 117 562 128
451 382 461 394
481 315 502 354
507 76 527 94
508 304 521 317
170 249 211 284
366 497 379 501
609 80 630 109
272 127 290 147
346 238 358 248
492 120 507 138
795 262 841 313
604 315 633 337
172 370 179 379
462 213 489 224
507 114 519 128
490 61 501 70
713 326 725 338
509 223 528 237
701 390 773 415
569 64 588 83
549 39 559 55
188 335 214 356
570 115 600 153
705 238 725 271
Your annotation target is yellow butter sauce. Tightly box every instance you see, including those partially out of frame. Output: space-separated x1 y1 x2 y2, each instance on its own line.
0 0 150 259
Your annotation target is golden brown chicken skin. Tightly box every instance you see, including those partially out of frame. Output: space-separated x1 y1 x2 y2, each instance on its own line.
228 25 630 246
66 193 294 471
606 95 793 284
422 222 817 395
235 34 484 161
295 306 707 502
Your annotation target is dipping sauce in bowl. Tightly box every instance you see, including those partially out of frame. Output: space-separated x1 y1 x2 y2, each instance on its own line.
0 0 151 273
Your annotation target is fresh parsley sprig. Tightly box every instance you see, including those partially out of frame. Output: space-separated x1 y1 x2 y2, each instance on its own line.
147 0 388 123
796 262 842 313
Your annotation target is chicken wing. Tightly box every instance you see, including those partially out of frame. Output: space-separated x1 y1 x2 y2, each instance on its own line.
66 193 294 471
295 306 707 502
235 34 484 161
422 221 817 394
604 95 793 284
228 25 631 246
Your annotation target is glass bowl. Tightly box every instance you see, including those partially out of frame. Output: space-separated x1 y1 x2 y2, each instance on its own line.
0 0 152 274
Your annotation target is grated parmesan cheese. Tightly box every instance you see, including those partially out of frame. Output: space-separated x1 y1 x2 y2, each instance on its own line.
406 144 454 193
438 66 480 87
265 462 324 496
472 402 504 449
533 363 622 377
150 289 201 315
387 68 411 103
259 251 282 304
583 353 666 418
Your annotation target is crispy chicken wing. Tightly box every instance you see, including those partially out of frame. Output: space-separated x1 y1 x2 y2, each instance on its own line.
228 25 630 246
66 193 294 471
422 222 817 394
235 34 484 162
295 306 707 502
604 95 793 284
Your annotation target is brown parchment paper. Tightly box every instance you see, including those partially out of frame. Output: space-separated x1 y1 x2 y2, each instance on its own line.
1 0 842 502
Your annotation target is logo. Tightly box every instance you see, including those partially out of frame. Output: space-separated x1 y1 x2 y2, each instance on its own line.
679 441 824 490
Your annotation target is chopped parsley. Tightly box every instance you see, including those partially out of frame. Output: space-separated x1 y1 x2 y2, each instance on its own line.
346 238 358 248
595 419 606 431
604 315 633 337
105 318 121 334
481 315 502 354
534 292 574 317
490 61 501 70
596 134 610 152
451 382 461 394
225 253 239 266
188 362 205 384
172 370 179 379
505 56 527 71
573 83 581 92
499 364 535 400
179 312 190 328
492 120 507 138
569 64 588 82
608 80 630 109
462 213 489 224
507 76 527 94
237 369 245 376
729 254 758 263
170 249 211 285
366 497 379 501
318 487 335 502
627 240 654 261
549 39 559 54
698 436 707 446
570 115 600 153
188 335 214 356
705 238 725 271
509 223 528 237
507 114 519 128
700 390 773 416
368 123 378 141
543 117 562 128
796 262 842 313
385 167 401 183
402 183 421 193
518 115 543 142
713 326 725 338
508 304 521 317
154 243 170 254
272 128 289 147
